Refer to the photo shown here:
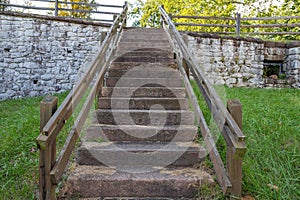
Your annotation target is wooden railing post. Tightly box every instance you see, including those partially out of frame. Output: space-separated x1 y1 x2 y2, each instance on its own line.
54 0 58 17
38 96 58 200
236 13 241 36
226 99 243 197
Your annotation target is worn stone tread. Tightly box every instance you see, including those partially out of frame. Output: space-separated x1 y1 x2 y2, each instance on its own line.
84 124 197 142
101 87 186 98
106 77 183 87
109 62 178 70
93 109 195 126
67 165 215 198
77 141 205 167
98 97 188 110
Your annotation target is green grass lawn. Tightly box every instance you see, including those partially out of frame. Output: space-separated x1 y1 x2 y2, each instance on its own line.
225 87 300 199
0 92 68 200
192 83 300 200
0 88 299 199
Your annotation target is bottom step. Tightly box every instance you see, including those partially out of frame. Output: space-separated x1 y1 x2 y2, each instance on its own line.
66 165 215 199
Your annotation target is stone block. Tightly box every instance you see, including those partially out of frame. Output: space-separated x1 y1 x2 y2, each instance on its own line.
41 74 52 81
291 60 300 69
25 30 35 37
226 78 237 85
288 47 300 55
214 79 225 85
288 54 300 61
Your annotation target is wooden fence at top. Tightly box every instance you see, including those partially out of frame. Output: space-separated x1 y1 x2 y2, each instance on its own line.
160 6 247 198
171 13 300 36
0 0 124 23
36 3 128 199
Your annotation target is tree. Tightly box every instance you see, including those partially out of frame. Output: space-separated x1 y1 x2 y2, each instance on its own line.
129 0 250 28
246 0 300 40
0 0 10 11
129 0 254 32
55 0 96 19
129 0 299 40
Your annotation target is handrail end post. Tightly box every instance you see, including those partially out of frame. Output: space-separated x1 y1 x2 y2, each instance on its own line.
38 95 58 200
226 99 244 197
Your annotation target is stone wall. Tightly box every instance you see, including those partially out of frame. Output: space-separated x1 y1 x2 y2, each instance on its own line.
284 43 300 88
1 13 299 101
0 13 109 100
185 33 300 88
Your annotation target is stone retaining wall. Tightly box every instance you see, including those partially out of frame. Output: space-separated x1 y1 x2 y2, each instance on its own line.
185 33 300 88
0 13 108 100
1 13 299 100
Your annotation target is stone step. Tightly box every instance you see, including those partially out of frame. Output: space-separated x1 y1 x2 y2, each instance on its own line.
122 28 167 38
120 34 169 41
98 97 188 110
117 44 171 51
84 124 197 142
107 67 179 78
123 28 166 33
67 165 214 198
109 62 178 70
113 56 174 63
119 39 170 43
101 87 186 98
106 77 183 87
93 109 195 126
115 49 174 59
77 142 205 167
118 41 170 47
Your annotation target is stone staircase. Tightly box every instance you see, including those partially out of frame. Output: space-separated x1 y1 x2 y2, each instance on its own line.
66 28 215 199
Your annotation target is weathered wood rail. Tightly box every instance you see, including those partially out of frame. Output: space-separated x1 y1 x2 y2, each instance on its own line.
0 0 124 23
171 13 300 36
36 3 128 199
160 6 247 197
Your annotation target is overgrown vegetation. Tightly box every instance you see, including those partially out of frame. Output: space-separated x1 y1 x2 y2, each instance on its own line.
191 82 300 199
0 87 299 199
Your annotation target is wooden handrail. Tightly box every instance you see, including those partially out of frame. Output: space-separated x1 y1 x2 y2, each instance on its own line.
36 3 128 199
160 6 245 143
171 15 235 20
0 1 124 21
170 13 300 36
31 0 124 8
170 14 300 21
160 5 246 197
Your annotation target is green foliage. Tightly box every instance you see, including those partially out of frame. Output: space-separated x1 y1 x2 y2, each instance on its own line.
245 0 300 41
54 0 96 19
129 0 299 41
191 82 300 199
129 0 239 30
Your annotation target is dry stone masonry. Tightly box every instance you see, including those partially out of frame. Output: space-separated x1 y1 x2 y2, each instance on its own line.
0 13 108 100
185 33 300 88
1 13 299 100
284 43 300 88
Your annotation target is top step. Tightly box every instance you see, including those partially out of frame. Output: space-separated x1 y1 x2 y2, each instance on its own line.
120 28 169 40
122 28 166 34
